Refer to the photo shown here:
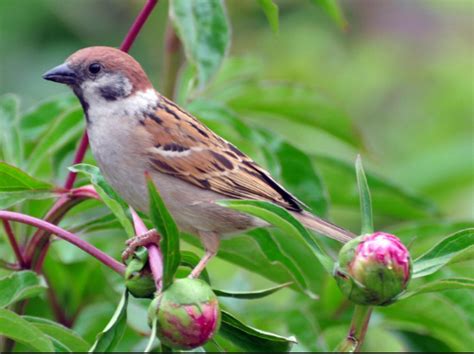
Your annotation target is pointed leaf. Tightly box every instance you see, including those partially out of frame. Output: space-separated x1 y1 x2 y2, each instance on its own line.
310 0 348 30
214 282 291 299
264 138 328 216
257 0 279 33
225 83 359 147
89 291 128 352
70 164 134 236
355 155 373 234
0 309 54 352
219 310 296 352
401 277 474 300
0 271 47 308
146 175 181 290
23 316 90 352
170 0 230 89
218 199 334 273
413 228 474 278
28 107 83 173
20 95 77 138
0 94 23 165
0 162 56 208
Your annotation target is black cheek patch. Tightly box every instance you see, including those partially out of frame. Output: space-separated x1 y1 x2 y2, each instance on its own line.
99 85 126 101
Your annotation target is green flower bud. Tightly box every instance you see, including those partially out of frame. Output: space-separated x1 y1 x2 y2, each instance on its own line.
148 278 221 350
335 232 412 305
125 249 156 298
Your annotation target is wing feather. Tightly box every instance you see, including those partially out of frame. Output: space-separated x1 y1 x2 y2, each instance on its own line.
140 96 304 211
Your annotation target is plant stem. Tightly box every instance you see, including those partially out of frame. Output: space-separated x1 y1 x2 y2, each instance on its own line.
2 219 26 268
0 211 125 275
25 186 100 269
336 305 373 352
120 0 159 52
130 208 163 291
63 132 90 189
162 20 182 98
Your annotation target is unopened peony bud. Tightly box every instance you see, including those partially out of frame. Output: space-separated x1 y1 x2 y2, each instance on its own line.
148 278 220 350
335 232 412 305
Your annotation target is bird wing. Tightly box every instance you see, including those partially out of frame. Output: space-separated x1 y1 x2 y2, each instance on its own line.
139 95 304 211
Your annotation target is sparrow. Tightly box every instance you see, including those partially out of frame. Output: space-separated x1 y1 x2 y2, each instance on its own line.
43 46 354 277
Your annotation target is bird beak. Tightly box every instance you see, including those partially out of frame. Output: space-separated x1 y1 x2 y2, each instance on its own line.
42 63 77 85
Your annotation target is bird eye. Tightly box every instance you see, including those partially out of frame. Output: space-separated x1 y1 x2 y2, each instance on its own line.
88 63 101 74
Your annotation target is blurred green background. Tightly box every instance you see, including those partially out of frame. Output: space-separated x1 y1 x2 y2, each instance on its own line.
1 0 473 352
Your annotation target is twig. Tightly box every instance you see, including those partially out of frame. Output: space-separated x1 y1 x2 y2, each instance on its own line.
162 20 182 98
25 186 100 269
2 220 26 268
0 211 125 275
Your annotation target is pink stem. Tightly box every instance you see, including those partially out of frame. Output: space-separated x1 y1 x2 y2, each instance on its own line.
120 0 159 52
25 185 100 267
63 132 89 189
0 211 125 275
2 220 26 268
62 0 159 190
130 208 163 291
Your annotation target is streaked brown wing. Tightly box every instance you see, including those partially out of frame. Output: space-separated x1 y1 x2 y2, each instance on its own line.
140 95 303 211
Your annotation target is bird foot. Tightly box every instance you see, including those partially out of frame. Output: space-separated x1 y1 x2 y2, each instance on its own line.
121 229 159 262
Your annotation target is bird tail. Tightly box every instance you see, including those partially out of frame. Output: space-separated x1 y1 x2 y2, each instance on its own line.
292 211 355 243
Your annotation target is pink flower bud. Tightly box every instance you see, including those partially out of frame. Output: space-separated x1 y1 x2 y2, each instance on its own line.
335 232 412 305
148 278 220 350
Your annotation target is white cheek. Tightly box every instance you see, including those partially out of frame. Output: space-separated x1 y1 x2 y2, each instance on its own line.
87 88 159 120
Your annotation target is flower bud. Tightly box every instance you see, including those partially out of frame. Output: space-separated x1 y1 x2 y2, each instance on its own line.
148 278 220 350
125 251 156 298
335 232 411 305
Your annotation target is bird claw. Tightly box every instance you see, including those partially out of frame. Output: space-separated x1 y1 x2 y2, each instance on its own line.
121 229 159 262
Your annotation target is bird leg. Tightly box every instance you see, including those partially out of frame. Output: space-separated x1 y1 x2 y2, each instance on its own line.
121 229 160 262
189 231 220 278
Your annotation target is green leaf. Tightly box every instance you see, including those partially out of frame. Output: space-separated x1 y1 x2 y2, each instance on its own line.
264 137 328 216
0 309 54 352
257 0 279 33
310 0 348 30
214 281 291 299
401 277 474 300
0 162 56 208
70 164 134 236
0 94 23 165
170 0 230 89
20 95 77 138
27 107 83 174
224 83 358 147
23 316 90 352
314 154 439 220
219 310 296 352
146 175 181 290
413 228 474 278
89 291 128 352
0 271 47 308
218 199 333 273
380 294 473 351
355 155 373 234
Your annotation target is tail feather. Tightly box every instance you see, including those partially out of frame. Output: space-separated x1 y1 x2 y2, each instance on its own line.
293 211 355 243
